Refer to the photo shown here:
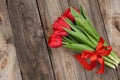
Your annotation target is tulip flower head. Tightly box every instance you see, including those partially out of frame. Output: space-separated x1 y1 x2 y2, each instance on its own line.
48 34 63 48
53 16 70 36
53 30 68 36
63 7 80 22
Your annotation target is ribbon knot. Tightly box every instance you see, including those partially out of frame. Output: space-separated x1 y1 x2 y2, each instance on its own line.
74 37 112 74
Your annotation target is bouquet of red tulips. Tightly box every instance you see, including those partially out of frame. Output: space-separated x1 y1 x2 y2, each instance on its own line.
48 6 120 74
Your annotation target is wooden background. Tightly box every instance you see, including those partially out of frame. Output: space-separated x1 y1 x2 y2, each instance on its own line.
0 0 120 80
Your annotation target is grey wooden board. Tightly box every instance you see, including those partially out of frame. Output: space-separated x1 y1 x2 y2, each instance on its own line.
0 0 22 80
0 0 119 80
7 0 55 80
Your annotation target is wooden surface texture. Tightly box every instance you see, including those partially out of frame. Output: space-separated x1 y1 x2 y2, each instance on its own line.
0 0 120 80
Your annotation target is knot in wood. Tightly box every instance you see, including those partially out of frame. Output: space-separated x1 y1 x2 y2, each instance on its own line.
1 58 7 69
112 15 120 31
0 15 2 23
37 30 44 38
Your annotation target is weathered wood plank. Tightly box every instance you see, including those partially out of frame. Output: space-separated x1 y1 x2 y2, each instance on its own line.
98 0 120 79
0 0 22 80
98 0 120 56
7 0 55 80
37 0 87 80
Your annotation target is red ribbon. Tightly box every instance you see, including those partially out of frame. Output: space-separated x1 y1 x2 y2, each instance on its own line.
74 37 112 74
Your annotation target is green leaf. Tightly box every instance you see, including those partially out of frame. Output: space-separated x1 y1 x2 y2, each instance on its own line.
65 18 80 33
76 25 98 46
64 43 94 52
76 17 99 40
63 37 77 44
79 5 88 20
70 7 99 41
65 18 98 46
63 27 96 48
68 35 79 43
70 7 81 18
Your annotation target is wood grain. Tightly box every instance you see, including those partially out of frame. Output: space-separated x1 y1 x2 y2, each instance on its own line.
0 0 119 80
98 0 120 79
98 0 120 57
0 0 22 80
7 0 55 80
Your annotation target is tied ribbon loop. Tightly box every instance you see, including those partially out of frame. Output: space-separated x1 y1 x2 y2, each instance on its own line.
74 37 112 74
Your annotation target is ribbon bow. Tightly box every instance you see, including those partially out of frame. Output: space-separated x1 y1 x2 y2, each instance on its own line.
74 37 112 74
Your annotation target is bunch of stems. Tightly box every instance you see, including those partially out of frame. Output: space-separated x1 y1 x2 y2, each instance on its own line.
63 6 120 69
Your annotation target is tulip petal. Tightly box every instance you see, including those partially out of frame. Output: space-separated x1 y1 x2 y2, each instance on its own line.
48 34 62 48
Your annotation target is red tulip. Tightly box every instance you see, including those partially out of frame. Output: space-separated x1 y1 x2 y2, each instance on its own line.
63 7 80 22
48 34 63 48
53 30 68 36
53 16 70 36
53 16 70 31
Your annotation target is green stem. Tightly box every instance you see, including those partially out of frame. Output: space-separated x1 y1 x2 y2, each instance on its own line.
64 28 96 48
63 37 118 68
108 54 119 64
68 36 79 43
103 57 118 67
111 51 120 62
63 37 74 44
105 61 116 69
